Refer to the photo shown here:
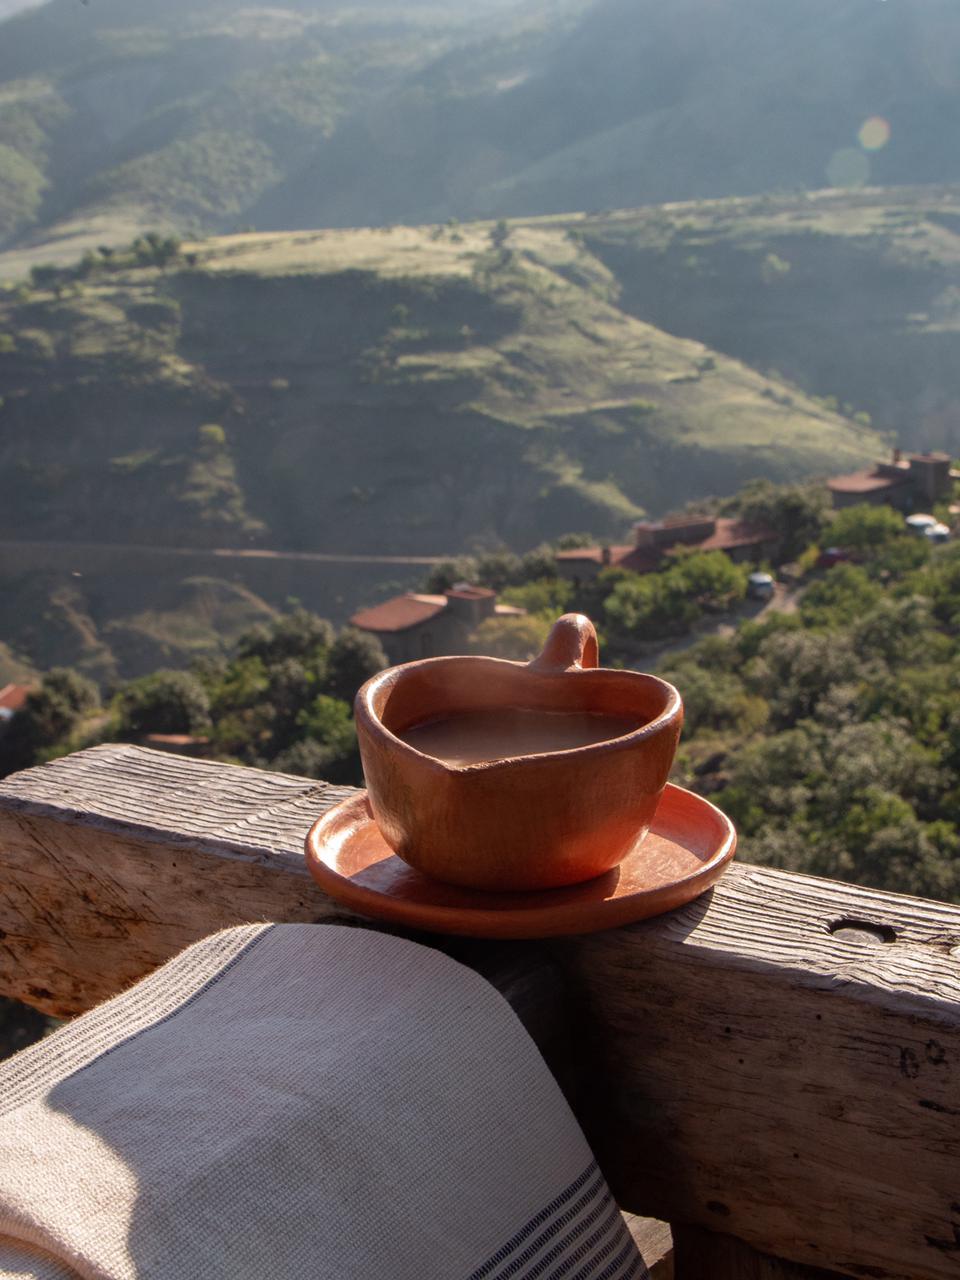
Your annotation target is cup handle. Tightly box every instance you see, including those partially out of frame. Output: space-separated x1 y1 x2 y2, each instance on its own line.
528 613 599 672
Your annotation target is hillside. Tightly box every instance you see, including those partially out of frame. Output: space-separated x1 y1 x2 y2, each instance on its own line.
0 0 562 263
576 185 960 454
2 0 960 261
0 221 878 555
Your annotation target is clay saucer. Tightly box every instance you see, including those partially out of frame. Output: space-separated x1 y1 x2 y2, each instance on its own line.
304 783 735 939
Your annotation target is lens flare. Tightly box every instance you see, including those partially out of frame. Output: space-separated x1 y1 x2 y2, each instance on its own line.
858 117 891 151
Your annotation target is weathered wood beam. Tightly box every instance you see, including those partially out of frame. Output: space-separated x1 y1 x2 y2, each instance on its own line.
671 1227 843 1278
3 746 960 1280
562 861 960 1280
0 744 360 1013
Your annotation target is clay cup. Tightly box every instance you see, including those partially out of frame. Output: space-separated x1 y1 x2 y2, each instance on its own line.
354 613 683 892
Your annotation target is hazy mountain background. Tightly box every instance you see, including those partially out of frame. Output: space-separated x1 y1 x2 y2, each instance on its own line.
0 1 40 18
1 0 960 263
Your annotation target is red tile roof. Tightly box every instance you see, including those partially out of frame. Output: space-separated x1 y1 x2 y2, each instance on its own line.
827 469 912 495
613 547 662 574
555 545 632 565
446 585 495 601
144 734 211 747
351 593 447 633
697 517 773 552
0 684 32 713
555 518 771 573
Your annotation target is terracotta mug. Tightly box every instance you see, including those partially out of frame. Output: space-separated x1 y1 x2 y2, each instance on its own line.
354 613 683 892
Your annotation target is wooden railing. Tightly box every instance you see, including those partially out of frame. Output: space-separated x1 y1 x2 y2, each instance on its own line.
3 744 960 1279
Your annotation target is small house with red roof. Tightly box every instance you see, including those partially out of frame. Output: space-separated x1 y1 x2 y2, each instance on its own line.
828 449 957 511
555 516 777 584
0 684 33 726
351 585 525 665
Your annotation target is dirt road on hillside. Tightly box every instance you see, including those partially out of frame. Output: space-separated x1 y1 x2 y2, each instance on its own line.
0 539 446 568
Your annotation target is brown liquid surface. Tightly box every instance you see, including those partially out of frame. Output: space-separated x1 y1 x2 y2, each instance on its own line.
398 707 645 766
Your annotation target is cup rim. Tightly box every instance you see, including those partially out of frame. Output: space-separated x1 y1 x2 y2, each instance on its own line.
355 653 683 774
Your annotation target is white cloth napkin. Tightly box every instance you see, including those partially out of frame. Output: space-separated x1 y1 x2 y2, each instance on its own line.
0 925 646 1279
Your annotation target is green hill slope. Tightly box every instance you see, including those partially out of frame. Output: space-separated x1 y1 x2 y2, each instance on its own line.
576 185 960 454
0 221 879 559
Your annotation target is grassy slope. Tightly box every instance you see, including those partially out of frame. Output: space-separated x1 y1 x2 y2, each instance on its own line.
0 567 280 684
0 220 879 562
575 185 960 452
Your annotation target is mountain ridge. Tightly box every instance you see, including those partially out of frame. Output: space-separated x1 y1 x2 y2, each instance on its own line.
2 0 959 260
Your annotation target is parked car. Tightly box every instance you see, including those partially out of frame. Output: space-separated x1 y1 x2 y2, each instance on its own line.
747 571 776 601
905 513 938 535
816 547 851 569
923 522 951 544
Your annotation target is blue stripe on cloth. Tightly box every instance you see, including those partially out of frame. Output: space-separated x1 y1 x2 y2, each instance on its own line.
469 1160 649 1280
467 1162 599 1280
619 1252 651 1280
571 1233 647 1280
487 1170 607 1280
540 1197 626 1280
494 1180 618 1280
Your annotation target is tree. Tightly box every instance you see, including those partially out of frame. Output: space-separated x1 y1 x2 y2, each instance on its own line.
281 695 359 782
114 670 211 737
198 423 226 450
271 734 357 783
499 578 573 617
0 669 99 775
556 532 597 549
28 263 60 291
326 629 386 703
469 614 552 660
822 503 903 554
474 550 523 591
669 548 748 607
490 219 510 249
733 480 829 562
747 629 864 728
422 558 478 593
799 564 881 627
235 609 334 666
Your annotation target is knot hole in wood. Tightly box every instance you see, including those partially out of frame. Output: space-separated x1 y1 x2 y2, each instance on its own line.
827 917 897 946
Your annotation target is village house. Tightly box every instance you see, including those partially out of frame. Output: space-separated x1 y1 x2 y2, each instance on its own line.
827 448 958 510
554 515 778 584
350 584 525 665
0 684 33 726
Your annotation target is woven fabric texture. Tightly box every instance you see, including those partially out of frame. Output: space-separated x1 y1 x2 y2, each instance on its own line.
0 924 645 1280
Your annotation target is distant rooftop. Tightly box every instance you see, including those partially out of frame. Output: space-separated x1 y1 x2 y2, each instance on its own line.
0 684 32 714
350 594 447 634
698 518 772 552
829 449 954 497
827 469 912 495
445 585 495 601
351 587 523 638
555 517 771 571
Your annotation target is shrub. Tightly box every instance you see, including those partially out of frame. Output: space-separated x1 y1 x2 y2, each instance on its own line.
115 670 211 737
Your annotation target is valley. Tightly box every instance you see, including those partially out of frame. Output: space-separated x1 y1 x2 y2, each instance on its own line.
9 185 960 679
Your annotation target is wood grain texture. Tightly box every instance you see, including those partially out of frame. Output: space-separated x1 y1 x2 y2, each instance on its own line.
4 746 960 1278
624 1216 673 1278
0 744 360 1016
565 867 960 1280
